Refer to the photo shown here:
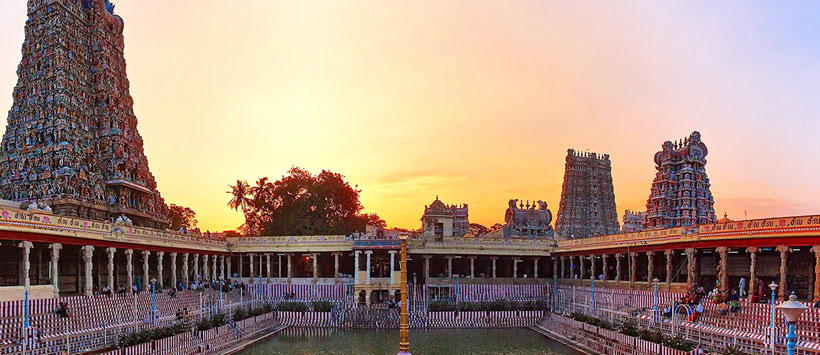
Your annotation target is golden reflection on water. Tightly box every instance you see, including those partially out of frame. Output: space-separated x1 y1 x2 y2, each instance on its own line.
240 328 581 355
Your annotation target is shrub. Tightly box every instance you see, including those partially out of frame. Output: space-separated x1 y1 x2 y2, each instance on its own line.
720 346 749 355
277 301 309 312
312 301 333 312
619 320 639 337
664 334 693 351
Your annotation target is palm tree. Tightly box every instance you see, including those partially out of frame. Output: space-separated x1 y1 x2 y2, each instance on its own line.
227 180 251 216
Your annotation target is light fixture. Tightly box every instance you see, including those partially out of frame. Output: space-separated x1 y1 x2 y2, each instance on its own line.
777 293 808 323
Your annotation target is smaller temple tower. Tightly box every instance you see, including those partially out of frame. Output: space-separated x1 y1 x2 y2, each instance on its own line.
420 197 469 240
621 210 645 233
556 149 620 238
644 131 716 229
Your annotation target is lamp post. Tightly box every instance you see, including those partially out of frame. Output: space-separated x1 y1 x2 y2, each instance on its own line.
590 276 596 311
218 276 224 311
777 292 808 355
653 278 660 311
768 281 779 352
150 278 157 324
769 281 778 328
398 234 411 355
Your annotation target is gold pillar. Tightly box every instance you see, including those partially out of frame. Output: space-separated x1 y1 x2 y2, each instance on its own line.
398 235 410 354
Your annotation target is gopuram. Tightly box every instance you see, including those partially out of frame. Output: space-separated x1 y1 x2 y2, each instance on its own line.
0 0 169 228
643 131 716 229
555 149 620 238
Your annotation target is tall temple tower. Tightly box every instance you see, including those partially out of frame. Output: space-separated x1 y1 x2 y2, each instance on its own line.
556 149 620 238
0 0 168 228
644 131 716 229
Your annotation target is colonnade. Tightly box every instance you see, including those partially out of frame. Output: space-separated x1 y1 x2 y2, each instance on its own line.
556 245 820 301
15 242 227 297
232 252 346 284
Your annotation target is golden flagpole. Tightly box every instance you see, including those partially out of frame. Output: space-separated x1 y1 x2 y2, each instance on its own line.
398 234 411 355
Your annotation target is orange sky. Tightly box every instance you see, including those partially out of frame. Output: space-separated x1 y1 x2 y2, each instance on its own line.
1 1 819 232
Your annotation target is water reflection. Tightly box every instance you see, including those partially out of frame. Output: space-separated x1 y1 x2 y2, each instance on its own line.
240 328 581 355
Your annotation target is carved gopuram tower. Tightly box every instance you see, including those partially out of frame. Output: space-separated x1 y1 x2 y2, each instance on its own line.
0 0 169 228
556 149 620 238
644 131 716 229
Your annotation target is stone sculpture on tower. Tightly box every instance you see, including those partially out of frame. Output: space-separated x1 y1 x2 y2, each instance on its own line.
0 0 169 228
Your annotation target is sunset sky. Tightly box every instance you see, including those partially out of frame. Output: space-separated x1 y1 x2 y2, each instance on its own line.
1 1 819 233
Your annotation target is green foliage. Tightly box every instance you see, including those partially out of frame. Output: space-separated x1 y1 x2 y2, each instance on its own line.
664 334 694 351
277 301 310 312
564 314 691 351
231 168 384 236
168 204 197 231
196 312 226 331
720 345 750 355
619 320 639 337
312 301 334 312
118 322 188 348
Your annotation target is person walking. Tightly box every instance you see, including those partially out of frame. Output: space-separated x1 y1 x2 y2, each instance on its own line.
738 277 747 298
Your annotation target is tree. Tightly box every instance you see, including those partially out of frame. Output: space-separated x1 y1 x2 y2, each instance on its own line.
230 167 383 236
362 213 387 228
227 179 251 215
469 223 490 236
168 204 197 231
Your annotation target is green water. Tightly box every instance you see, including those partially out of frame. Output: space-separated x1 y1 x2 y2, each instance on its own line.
239 328 580 355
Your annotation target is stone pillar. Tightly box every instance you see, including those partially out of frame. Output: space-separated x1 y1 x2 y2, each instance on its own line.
812 246 820 303
747 247 759 299
211 255 219 281
220 255 226 280
50 243 61 297
647 251 655 282
266 254 271 283
82 246 94 297
553 257 558 280
579 255 586 279
333 252 341 281
193 254 199 282
354 251 361 284
249 253 255 282
589 256 596 280
664 250 674 287
561 256 566 279
513 258 519 279
141 250 150 291
170 253 178 290
125 249 134 291
446 256 453 278
312 253 319 283
615 253 622 283
601 254 608 281
491 257 498 278
629 252 637 287
533 257 540 279
106 247 116 292
181 253 189 288
423 255 431 283
226 255 232 279
286 253 293 282
469 257 476 278
776 246 790 301
156 251 164 289
19 241 32 291
365 251 372 284
389 251 397 284
716 247 728 290
365 290 371 306
202 255 209 282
